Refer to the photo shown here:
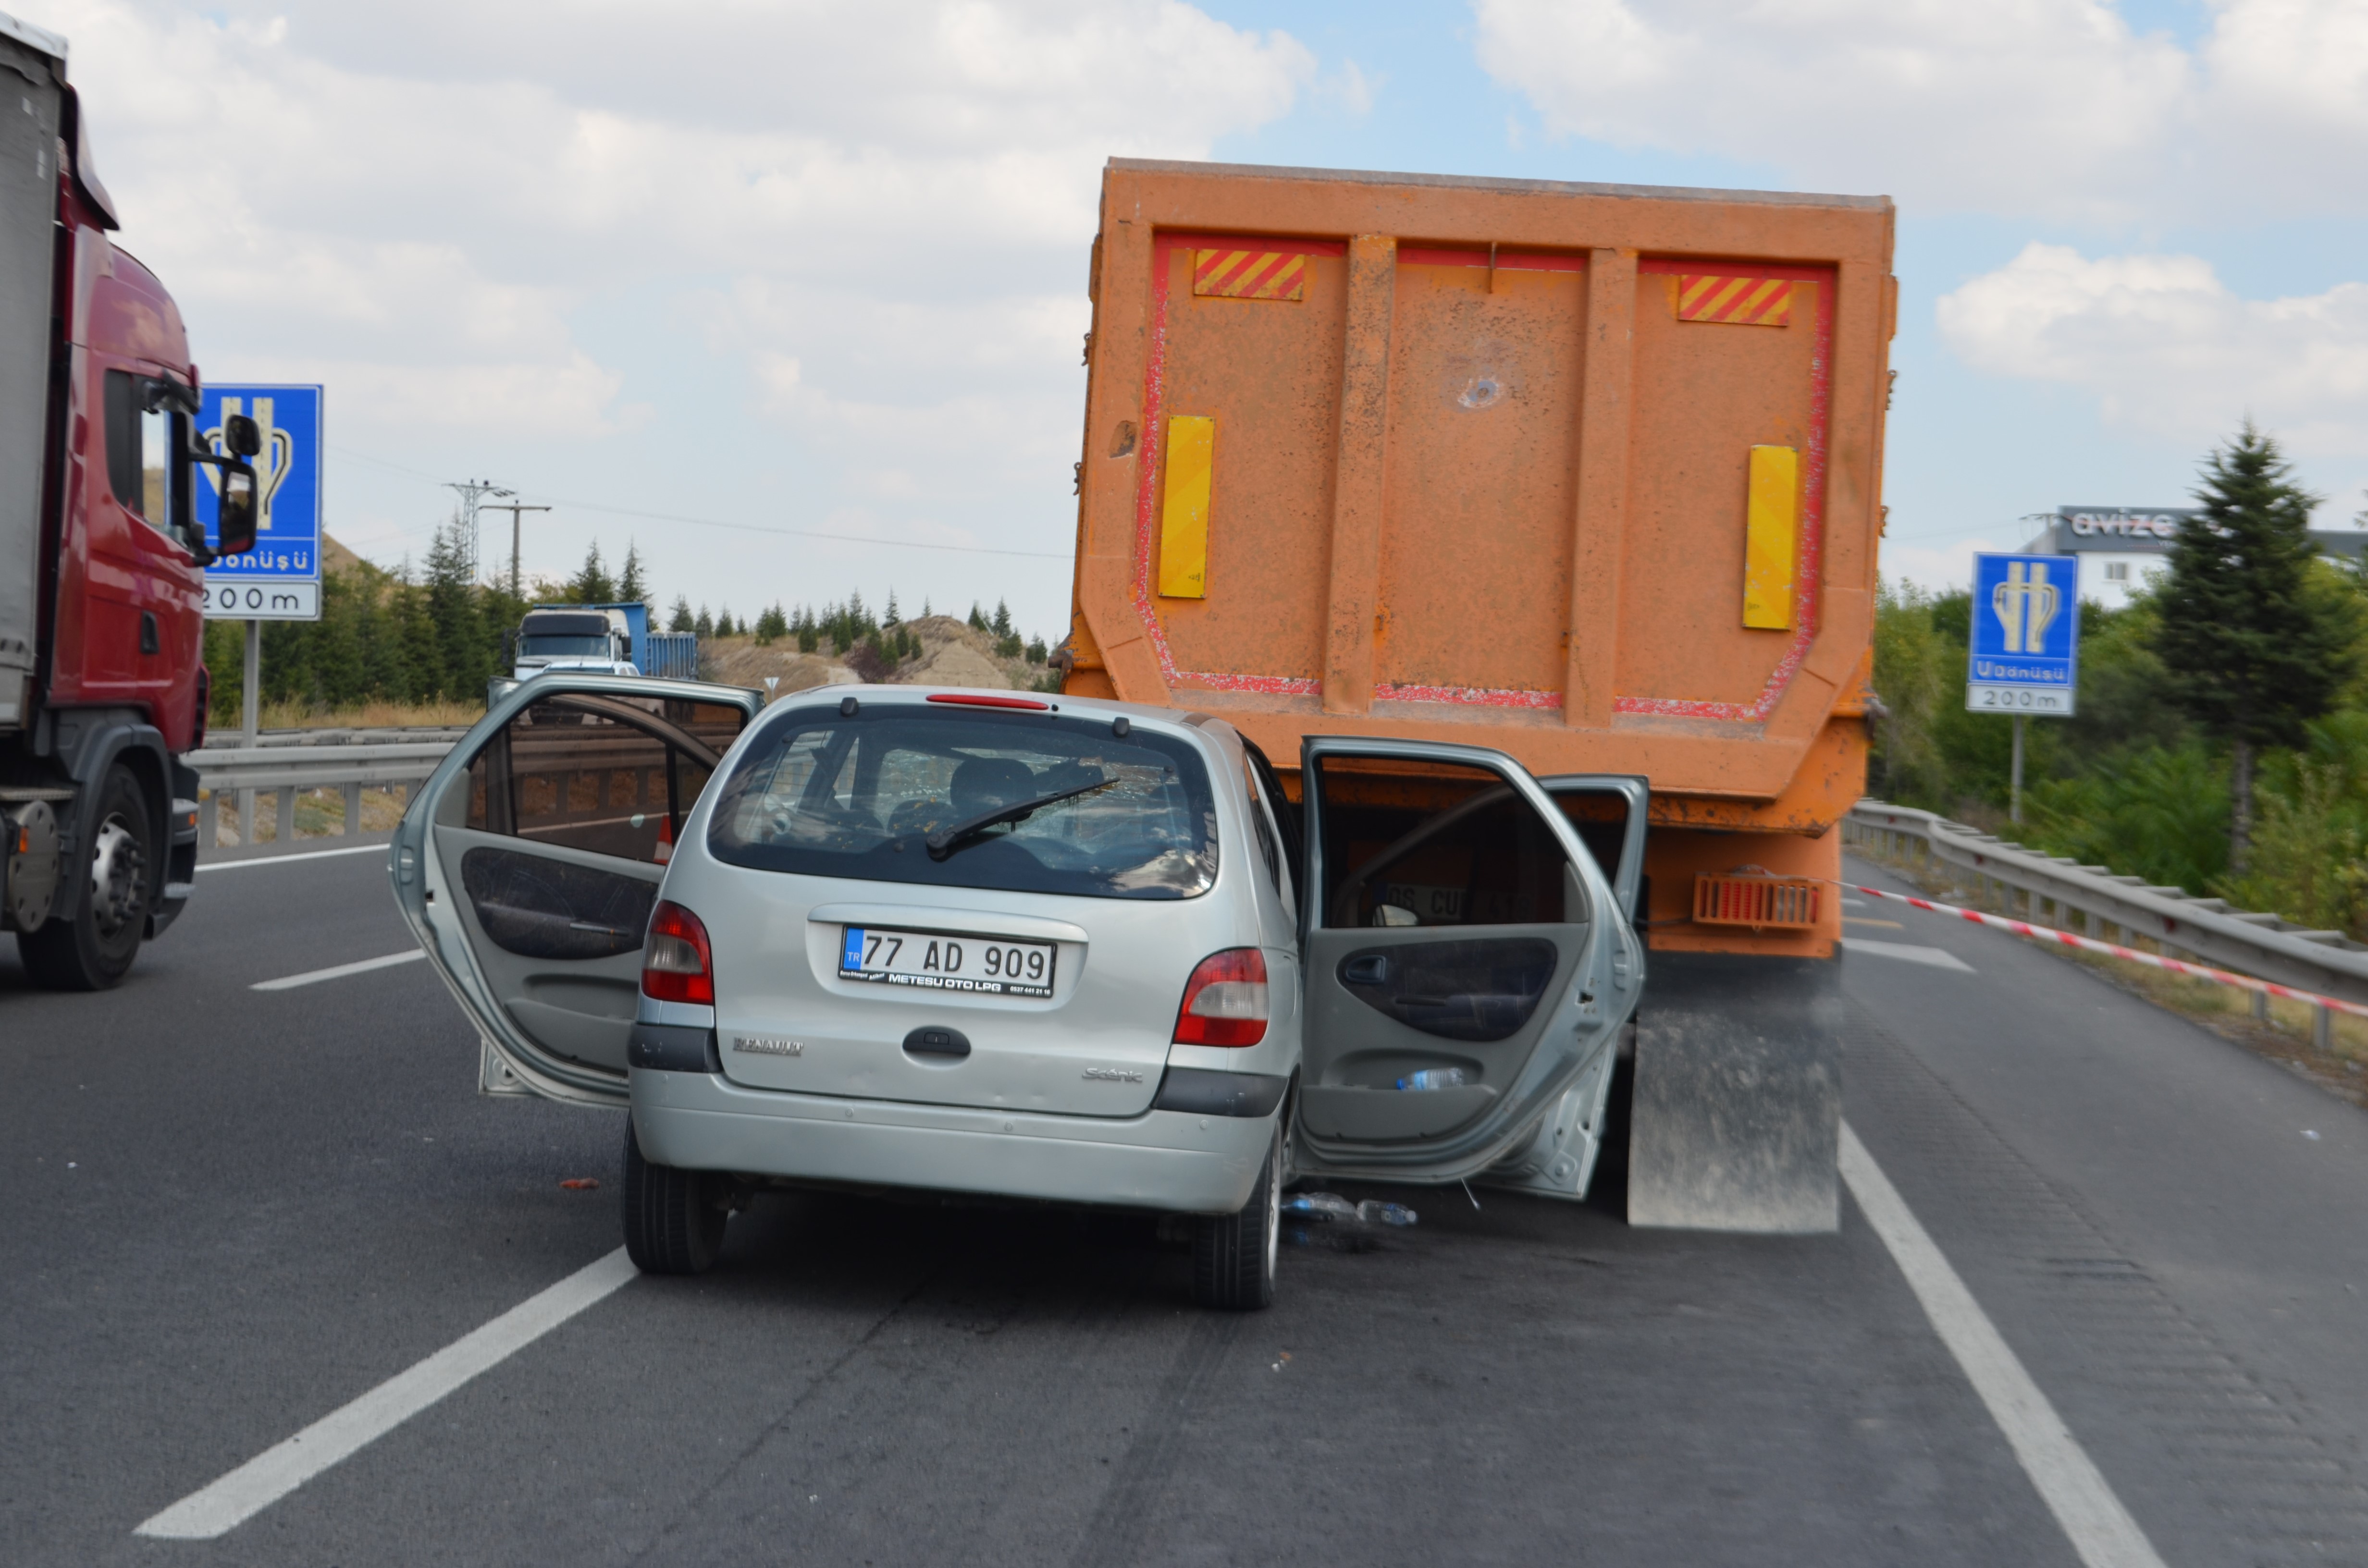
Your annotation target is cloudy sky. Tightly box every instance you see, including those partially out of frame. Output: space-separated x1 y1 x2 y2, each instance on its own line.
42 0 2368 635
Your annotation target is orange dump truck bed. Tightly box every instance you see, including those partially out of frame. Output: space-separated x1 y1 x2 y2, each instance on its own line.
1061 160 1897 1231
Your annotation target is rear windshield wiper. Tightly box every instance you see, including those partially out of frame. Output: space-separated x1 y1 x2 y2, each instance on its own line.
924 776 1114 861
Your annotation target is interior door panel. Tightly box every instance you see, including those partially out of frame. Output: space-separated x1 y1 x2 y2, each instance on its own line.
437 827 655 1072
397 679 758 1105
1294 738 1624 1180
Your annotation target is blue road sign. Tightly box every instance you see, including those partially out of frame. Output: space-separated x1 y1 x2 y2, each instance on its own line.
1967 551 2080 715
197 384 323 621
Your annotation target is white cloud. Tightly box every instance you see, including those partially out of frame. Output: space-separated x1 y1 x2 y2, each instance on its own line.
1469 0 2368 222
1938 243 2368 453
39 0 1311 616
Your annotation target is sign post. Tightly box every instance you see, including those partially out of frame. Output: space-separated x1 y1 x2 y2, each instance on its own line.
196 385 323 745
1967 552 2081 823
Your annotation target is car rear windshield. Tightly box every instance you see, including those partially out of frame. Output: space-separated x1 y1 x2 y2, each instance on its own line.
706 704 1219 899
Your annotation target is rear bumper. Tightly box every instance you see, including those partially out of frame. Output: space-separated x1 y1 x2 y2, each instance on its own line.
630 1068 1275 1213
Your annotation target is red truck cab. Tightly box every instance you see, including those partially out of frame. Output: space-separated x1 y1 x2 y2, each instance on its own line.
1 11 258 989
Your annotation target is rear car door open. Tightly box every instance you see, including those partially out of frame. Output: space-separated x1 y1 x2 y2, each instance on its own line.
1290 738 1639 1193
392 677 758 1106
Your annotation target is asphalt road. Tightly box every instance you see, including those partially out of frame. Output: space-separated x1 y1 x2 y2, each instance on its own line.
5 847 2368 1565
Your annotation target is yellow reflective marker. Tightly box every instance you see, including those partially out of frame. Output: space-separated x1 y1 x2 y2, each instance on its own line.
1743 444 1798 630
1159 415 1215 599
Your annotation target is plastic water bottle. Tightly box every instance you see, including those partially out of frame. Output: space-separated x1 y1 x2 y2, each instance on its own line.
1357 1200 1418 1227
1283 1192 1359 1222
1396 1066 1467 1092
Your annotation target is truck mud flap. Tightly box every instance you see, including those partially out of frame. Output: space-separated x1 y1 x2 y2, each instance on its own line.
1627 952 1841 1234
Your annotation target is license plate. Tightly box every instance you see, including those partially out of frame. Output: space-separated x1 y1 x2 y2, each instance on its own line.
839 926 1057 998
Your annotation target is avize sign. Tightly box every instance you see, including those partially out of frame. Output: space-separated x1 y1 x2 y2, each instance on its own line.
1966 552 2080 716
198 384 323 621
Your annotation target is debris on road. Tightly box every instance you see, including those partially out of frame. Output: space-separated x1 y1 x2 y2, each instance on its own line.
1283 1193 1417 1227
559 1178 600 1190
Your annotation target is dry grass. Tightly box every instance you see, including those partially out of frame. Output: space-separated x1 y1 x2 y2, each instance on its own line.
1850 839 2368 1109
222 697 485 733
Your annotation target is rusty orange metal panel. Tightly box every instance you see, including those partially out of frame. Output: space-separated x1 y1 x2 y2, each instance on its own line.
1377 248 1587 707
1070 160 1895 825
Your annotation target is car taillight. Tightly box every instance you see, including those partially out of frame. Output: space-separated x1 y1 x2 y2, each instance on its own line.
1172 947 1268 1047
643 900 714 1005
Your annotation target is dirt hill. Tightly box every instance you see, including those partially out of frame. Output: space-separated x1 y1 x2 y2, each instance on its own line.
699 615 1049 701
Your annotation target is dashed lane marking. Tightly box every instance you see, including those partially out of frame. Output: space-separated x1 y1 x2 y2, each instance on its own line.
134 1249 637 1539
1841 1122 2168 1568
250 950 426 991
1843 937 1975 972
196 842 390 872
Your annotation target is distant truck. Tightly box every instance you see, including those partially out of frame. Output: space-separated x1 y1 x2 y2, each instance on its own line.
1060 159 1894 1234
509 602 696 682
0 12 263 990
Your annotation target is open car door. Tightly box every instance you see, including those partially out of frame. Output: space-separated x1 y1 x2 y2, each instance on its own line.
1291 738 1642 1200
391 675 759 1106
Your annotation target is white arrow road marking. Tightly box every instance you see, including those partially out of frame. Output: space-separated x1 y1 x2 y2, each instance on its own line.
1840 1123 2167 1568
134 1249 638 1540
250 949 426 990
1842 936 1975 973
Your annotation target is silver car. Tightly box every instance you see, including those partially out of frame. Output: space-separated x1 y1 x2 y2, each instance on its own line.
395 674 1645 1310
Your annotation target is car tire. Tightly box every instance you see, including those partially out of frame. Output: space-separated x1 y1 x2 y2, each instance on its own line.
1192 1126 1280 1311
622 1118 727 1275
17 764 151 992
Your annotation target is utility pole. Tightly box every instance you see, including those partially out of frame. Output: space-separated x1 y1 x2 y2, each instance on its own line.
443 478 513 584
481 500 551 599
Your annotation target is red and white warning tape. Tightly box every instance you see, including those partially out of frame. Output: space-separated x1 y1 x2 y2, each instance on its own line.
1848 882 2368 1021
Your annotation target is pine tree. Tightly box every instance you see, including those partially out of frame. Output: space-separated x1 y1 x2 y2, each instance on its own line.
754 601 789 645
968 602 988 632
669 595 694 633
883 590 900 627
568 541 615 605
694 604 714 638
618 540 647 606
2154 421 2358 872
992 599 1013 639
922 597 932 618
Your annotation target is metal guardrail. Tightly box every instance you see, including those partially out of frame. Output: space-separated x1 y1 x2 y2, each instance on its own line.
194 736 457 857
1844 801 2368 1050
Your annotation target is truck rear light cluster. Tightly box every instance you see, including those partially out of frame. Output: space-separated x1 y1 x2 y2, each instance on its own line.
1691 872 1821 932
642 900 715 1004
1172 947 1268 1047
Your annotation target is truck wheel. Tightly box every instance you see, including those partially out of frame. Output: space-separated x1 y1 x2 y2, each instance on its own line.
1192 1127 1280 1311
621 1119 727 1275
17 765 151 992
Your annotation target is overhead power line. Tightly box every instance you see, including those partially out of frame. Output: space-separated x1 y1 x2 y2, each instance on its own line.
331 444 1072 563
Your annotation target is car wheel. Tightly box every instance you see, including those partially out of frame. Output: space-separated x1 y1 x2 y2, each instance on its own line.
18 764 151 992
1192 1126 1280 1311
622 1118 728 1274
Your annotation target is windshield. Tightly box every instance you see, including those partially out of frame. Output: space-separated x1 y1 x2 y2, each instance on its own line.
707 705 1218 899
520 635 614 659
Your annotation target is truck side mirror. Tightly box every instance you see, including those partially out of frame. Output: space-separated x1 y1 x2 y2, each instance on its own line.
216 462 260 554
222 413 263 459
